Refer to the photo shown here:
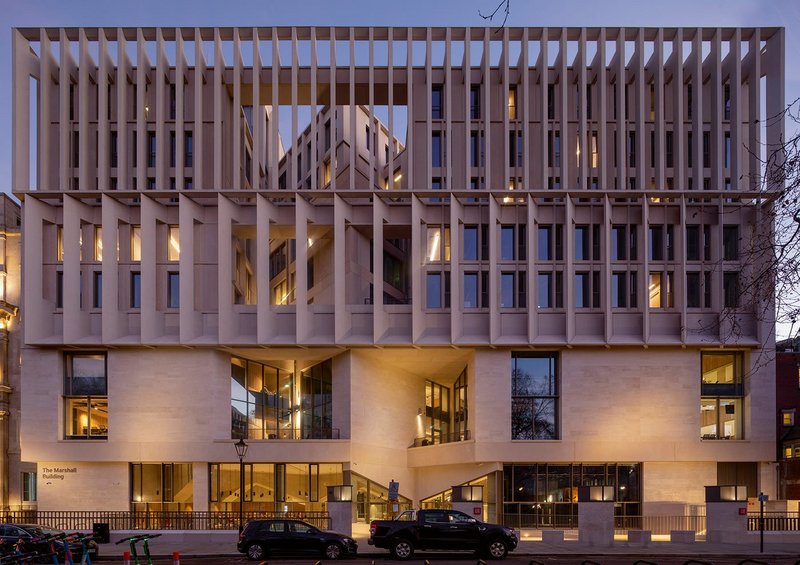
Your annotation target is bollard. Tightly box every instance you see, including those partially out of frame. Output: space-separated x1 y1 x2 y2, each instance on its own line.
172 550 181 565
123 550 131 565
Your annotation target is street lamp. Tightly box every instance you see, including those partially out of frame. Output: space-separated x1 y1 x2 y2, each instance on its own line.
234 438 249 533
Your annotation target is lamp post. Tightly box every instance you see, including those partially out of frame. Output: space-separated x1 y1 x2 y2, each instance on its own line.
234 438 248 533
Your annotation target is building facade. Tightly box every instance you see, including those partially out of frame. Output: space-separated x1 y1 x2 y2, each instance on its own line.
11 26 784 525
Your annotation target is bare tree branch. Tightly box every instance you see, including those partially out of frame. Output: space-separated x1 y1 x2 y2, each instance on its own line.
479 0 511 29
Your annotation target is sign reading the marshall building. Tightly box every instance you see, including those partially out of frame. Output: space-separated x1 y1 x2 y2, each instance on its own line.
41 466 78 481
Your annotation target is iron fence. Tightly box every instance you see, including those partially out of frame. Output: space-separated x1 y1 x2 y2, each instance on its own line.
747 512 800 532
0 510 331 531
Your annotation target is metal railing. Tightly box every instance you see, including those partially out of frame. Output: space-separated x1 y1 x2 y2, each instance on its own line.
0 510 331 531
410 430 471 447
747 512 800 531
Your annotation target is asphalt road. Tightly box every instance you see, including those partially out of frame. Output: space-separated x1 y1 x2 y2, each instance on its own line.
119 555 800 565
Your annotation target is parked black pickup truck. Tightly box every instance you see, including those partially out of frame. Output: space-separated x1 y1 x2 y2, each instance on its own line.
368 509 517 560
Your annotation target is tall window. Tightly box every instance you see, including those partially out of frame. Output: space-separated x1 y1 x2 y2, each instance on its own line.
167 226 180 261
470 86 481 119
131 225 141 261
64 352 108 439
512 353 558 440
723 225 739 261
167 272 180 308
500 272 526 309
431 85 443 119
500 225 526 261
129 271 141 309
432 132 442 167
537 272 563 309
21 472 37 503
425 380 450 444
508 86 517 120
701 352 743 440
301 361 334 439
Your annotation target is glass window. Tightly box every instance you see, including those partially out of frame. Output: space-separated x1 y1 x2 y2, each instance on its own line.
131 225 141 262
701 352 744 440
538 273 552 308
21 472 37 502
687 272 700 308
64 353 108 439
575 272 590 308
470 86 481 119
168 272 180 308
649 273 661 308
538 227 552 261
723 225 739 261
426 226 450 263
92 271 102 308
131 463 193 511
575 226 588 261
463 273 478 308
512 353 558 440
463 226 478 261
686 226 700 261
432 132 442 168
427 273 442 309
508 86 517 120
782 410 795 427
501 226 515 261
611 272 627 308
168 226 180 262
432 85 443 119
94 227 103 262
723 272 739 308
501 273 515 308
131 272 141 309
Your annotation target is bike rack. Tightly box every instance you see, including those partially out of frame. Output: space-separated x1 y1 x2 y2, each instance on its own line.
684 561 714 565
582 561 603 565
633 561 659 565
738 560 771 565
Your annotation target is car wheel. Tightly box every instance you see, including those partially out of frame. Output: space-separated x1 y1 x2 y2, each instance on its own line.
390 539 414 560
246 543 266 561
486 539 508 560
324 542 343 559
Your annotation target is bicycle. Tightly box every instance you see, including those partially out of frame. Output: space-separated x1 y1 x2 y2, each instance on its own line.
114 534 162 565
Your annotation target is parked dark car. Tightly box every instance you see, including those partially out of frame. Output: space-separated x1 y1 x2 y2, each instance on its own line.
369 509 517 560
237 519 357 560
0 524 99 562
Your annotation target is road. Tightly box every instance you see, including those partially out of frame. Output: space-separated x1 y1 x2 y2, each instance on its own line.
130 554 799 565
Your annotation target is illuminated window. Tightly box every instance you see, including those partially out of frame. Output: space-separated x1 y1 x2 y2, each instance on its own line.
426 226 451 263
700 352 743 440
130 225 141 262
57 226 64 262
322 159 331 186
94 227 103 262
508 86 517 120
783 410 795 427
786 446 793 459
63 352 108 440
167 226 180 262
649 272 674 309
